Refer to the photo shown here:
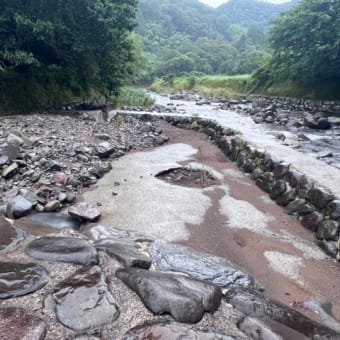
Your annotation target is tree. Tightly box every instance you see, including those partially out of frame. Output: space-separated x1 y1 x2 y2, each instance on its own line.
265 0 340 84
0 0 139 110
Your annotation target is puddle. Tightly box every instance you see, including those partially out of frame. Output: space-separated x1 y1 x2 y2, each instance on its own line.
156 167 218 188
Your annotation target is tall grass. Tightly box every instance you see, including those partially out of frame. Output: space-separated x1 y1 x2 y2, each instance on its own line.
150 74 251 99
114 87 155 107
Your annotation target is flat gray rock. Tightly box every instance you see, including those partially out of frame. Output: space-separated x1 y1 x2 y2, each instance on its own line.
225 287 340 339
68 203 101 222
95 238 151 269
25 237 97 264
52 266 119 331
116 267 222 323
123 321 234 340
148 241 258 289
0 262 49 299
24 212 81 229
0 308 46 340
6 195 33 218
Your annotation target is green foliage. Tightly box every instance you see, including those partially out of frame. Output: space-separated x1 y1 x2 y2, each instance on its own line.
136 0 281 80
0 0 139 111
150 74 251 99
114 87 155 107
254 0 340 99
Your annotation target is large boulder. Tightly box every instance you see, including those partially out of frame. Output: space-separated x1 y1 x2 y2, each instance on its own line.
117 267 221 324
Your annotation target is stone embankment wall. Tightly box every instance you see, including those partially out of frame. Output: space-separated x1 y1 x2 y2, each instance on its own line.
120 112 340 260
253 95 340 116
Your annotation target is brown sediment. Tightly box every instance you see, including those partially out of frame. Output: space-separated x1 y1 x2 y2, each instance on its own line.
162 123 340 321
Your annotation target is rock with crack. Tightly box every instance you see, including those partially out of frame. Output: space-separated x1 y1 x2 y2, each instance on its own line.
225 287 340 339
0 308 47 340
148 241 259 289
94 238 151 269
0 216 24 254
123 321 234 340
52 266 119 331
25 236 97 264
116 267 222 323
0 262 49 299
68 202 101 222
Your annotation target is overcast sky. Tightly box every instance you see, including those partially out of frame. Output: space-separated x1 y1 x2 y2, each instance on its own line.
199 0 292 7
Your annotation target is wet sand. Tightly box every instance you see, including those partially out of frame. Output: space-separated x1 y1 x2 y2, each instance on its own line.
162 124 340 321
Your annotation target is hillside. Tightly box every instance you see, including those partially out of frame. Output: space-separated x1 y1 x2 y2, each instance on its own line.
216 0 299 29
136 0 299 80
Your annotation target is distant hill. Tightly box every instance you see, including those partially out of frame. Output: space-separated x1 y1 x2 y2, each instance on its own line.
216 0 299 28
136 0 300 78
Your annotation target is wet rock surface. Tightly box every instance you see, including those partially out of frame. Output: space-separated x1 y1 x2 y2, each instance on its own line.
95 238 151 269
0 216 24 254
225 287 340 339
149 241 258 289
0 307 47 340
0 262 49 299
116 267 222 323
52 266 119 331
21 212 81 229
25 236 97 264
123 321 234 340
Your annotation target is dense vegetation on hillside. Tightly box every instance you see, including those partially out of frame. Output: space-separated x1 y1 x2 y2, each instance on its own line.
136 0 298 80
254 0 340 98
0 0 139 111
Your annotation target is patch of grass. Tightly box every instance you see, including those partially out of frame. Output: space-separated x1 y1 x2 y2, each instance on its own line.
150 74 251 99
114 87 154 107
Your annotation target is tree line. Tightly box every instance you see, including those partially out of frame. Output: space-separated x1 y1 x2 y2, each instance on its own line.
0 0 139 111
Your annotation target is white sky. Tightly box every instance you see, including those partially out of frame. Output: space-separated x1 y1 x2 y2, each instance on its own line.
199 0 292 7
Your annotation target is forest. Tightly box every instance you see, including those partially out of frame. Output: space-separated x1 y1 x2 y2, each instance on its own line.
0 0 339 111
136 0 299 80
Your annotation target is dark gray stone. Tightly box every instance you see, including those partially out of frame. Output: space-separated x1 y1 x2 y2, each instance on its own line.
96 142 115 158
25 237 97 265
316 220 339 241
148 241 258 289
328 200 340 219
273 162 290 179
123 321 233 340
270 180 287 200
286 199 315 215
317 240 338 258
0 308 46 340
6 195 33 218
53 266 119 331
68 202 101 222
95 238 151 269
242 159 256 173
308 187 335 209
256 172 274 193
316 118 331 130
287 170 305 188
276 189 297 206
0 262 49 299
117 267 221 324
301 212 323 231
225 287 340 339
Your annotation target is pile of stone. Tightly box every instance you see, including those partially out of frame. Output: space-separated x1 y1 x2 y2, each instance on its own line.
0 114 168 218
1 213 338 339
